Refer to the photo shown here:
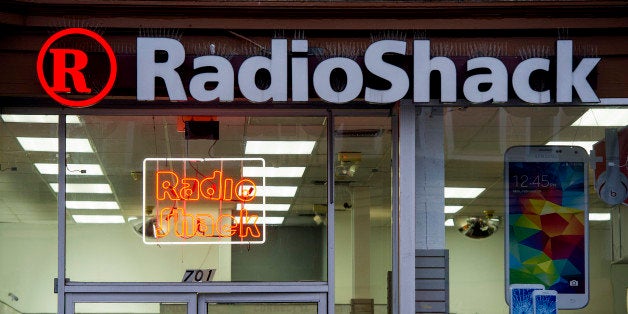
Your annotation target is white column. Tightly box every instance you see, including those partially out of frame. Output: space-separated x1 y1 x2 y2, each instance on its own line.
415 107 445 249
398 100 416 314
398 101 446 313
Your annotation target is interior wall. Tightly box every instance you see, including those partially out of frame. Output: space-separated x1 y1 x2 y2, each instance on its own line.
65 224 230 283
231 226 325 281
334 210 392 306
0 223 57 313
0 302 20 314
0 222 229 313
335 211 353 304
611 264 628 314
446 225 614 314
370 226 392 305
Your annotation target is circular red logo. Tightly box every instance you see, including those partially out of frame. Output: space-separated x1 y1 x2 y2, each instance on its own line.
37 28 117 108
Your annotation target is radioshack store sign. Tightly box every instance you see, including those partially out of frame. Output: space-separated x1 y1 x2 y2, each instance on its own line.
142 158 266 245
37 28 602 107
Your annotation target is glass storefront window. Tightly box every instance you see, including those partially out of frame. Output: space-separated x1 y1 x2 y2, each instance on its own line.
0 115 59 312
7 106 624 313
63 115 328 283
333 116 392 313
73 303 187 314
444 106 627 314
206 303 318 313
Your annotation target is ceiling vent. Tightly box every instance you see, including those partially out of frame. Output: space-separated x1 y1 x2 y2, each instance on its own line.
334 129 383 138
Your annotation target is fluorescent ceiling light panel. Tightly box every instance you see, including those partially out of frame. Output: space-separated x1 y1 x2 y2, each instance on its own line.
243 185 297 197
34 163 104 176
571 109 628 126
66 201 119 210
16 137 93 153
236 203 291 212
234 216 285 225
1 114 80 124
589 213 611 221
445 206 464 214
444 218 455 227
50 183 112 194
546 141 596 152
242 166 306 178
245 141 316 155
444 187 485 199
73 215 124 224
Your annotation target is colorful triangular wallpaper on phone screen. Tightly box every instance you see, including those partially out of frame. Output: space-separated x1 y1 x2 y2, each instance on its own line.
508 162 585 294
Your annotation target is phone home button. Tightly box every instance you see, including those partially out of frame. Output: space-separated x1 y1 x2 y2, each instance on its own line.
569 298 576 303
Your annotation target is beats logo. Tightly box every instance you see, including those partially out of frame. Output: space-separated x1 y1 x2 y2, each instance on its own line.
593 127 628 206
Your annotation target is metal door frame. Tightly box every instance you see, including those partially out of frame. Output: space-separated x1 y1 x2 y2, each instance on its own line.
198 292 327 314
64 282 328 313
27 108 394 314
66 292 197 314
65 291 326 314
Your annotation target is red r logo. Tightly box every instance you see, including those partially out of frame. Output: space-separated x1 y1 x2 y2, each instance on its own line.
37 28 117 108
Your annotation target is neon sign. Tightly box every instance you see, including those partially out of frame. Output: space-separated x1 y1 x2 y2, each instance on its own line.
143 158 266 245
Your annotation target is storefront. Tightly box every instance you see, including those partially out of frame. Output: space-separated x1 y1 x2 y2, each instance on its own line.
1 1 627 314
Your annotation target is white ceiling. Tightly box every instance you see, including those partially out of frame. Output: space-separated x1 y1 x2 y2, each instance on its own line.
0 107 623 227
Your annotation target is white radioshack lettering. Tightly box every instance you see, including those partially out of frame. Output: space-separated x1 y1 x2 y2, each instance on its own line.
136 38 600 104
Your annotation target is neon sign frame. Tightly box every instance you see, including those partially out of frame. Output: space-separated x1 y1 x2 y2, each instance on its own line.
142 157 266 245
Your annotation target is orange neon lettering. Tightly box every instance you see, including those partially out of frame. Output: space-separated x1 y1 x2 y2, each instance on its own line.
180 178 200 200
239 209 260 239
195 214 216 237
235 179 256 202
153 168 262 241
200 170 222 200
156 171 180 200
175 207 195 239
154 206 261 240
223 178 233 201
155 206 176 238
218 214 237 237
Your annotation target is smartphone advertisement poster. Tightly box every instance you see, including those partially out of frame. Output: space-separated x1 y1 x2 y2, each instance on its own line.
505 146 589 309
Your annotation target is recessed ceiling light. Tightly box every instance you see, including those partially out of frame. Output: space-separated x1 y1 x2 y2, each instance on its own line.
589 213 611 221
242 166 306 178
1 114 80 124
34 163 104 176
16 137 93 153
546 141 596 152
50 183 112 194
233 216 285 225
65 201 119 210
444 187 485 199
445 206 464 214
236 204 291 212
445 218 455 227
571 109 628 126
242 185 297 197
245 141 316 155
73 215 124 224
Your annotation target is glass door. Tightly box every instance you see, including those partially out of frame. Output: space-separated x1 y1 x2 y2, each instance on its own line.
66 293 196 314
198 293 325 314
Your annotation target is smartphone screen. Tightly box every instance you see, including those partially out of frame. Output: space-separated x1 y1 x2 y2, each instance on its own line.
509 284 545 314
505 146 588 309
532 290 558 314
